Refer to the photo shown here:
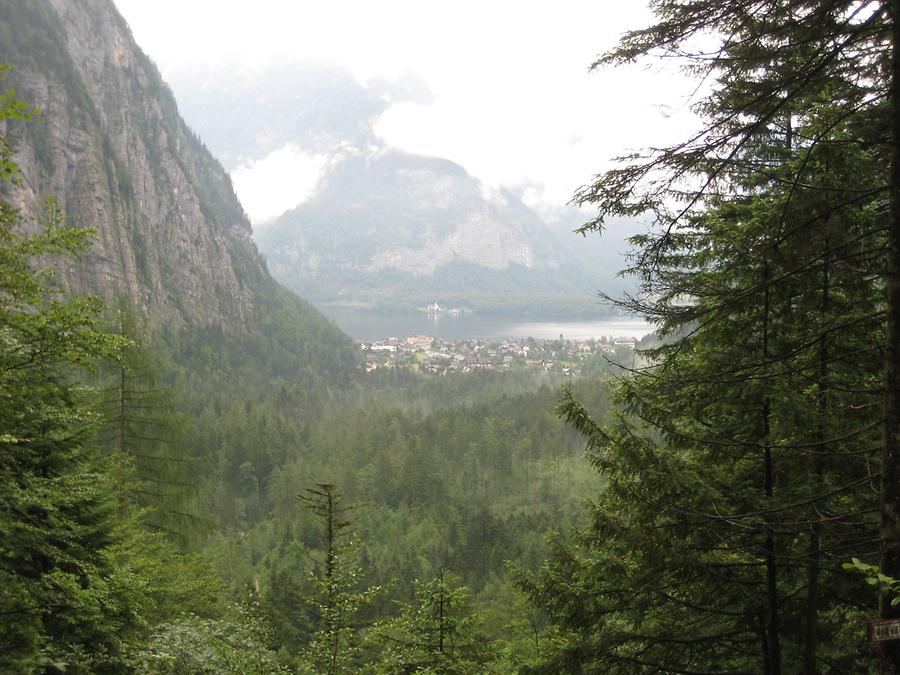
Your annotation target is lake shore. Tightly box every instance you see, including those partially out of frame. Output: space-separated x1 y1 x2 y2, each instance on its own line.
319 307 654 341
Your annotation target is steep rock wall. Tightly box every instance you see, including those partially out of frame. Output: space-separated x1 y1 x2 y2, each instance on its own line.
0 0 266 326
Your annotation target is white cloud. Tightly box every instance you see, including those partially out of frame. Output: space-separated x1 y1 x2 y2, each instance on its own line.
375 61 700 217
231 145 326 224
114 0 703 224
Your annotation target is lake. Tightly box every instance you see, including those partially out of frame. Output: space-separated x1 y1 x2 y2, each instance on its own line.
319 308 653 341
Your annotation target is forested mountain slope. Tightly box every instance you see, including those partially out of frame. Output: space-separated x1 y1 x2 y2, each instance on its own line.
0 0 358 382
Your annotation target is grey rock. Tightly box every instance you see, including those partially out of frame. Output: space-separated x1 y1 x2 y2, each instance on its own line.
0 0 269 327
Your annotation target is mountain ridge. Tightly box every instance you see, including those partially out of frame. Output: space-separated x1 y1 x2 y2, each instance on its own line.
261 148 566 275
0 0 262 325
256 148 605 313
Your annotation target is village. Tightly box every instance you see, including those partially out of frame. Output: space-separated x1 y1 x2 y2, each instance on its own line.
360 334 641 376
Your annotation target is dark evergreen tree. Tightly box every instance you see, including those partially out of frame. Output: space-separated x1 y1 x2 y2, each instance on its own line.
523 1 894 672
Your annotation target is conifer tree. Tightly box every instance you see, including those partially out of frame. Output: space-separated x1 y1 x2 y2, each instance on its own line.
96 295 196 536
370 569 493 674
297 483 380 674
524 2 894 672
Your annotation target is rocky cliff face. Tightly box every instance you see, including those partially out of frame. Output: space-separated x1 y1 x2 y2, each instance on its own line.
0 0 268 326
261 150 565 278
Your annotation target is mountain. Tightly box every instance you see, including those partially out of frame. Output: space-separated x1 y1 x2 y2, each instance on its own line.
0 0 358 378
264 150 565 274
167 62 624 315
257 148 602 312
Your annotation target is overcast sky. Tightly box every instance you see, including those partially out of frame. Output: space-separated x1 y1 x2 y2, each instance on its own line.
113 0 700 225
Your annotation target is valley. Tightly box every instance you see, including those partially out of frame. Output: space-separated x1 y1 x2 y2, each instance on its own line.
0 3 624 671
0 0 895 672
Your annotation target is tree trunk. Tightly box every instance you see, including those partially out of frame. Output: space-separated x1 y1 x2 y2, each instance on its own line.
762 261 782 675
805 239 828 675
882 1 900 671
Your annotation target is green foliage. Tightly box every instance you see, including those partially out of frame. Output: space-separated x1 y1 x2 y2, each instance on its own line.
0 83 246 673
0 116 134 668
369 570 494 674
0 69 34 180
844 558 900 607
95 296 198 537
299 538 382 674
175 358 605 665
129 603 288 674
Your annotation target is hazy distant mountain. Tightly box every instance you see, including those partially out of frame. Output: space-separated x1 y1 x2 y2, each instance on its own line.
256 149 614 312
168 62 633 314
264 149 567 274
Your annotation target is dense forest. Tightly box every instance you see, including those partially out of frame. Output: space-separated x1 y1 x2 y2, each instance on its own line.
4 0 900 673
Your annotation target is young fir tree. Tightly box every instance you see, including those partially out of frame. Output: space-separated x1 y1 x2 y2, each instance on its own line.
297 483 381 674
369 569 493 674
